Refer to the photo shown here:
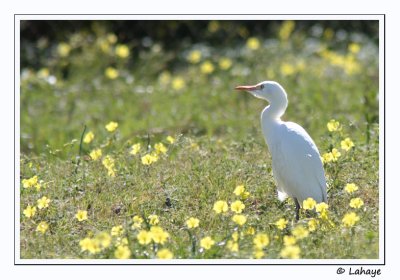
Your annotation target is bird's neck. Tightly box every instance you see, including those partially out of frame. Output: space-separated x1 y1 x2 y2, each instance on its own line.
261 100 287 123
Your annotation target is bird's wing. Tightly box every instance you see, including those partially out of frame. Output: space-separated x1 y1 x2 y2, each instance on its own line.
269 122 327 203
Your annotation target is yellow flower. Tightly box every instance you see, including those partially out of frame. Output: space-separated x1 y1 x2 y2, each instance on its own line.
83 131 95 143
95 232 112 248
105 67 119 80
232 215 247 226
331 148 341 161
90 148 102 161
75 210 88 222
130 143 141 155
302 197 317 210
219 57 232 70
22 175 38 189
278 21 295 41
292 225 309 239
114 245 131 259
186 217 200 229
36 221 49 234
231 232 239 242
345 183 359 194
226 240 239 252
57 42 71 57
150 226 170 244
253 250 265 259
322 152 334 163
280 63 296 76
115 44 130 58
148 214 159 225
283 235 296 246
348 43 361 54
246 227 255 235
172 76 185 90
280 245 301 259
274 218 288 230
166 136 175 144
105 121 118 132
187 50 202 64
157 248 174 259
137 230 152 245
308 219 319 232
37 196 50 209
230 200 245 213
23 205 36 218
132 215 143 229
102 155 116 177
200 61 214 74
155 142 168 154
246 37 260 50
315 202 329 213
79 238 93 252
115 237 128 247
342 212 360 227
111 225 124 236
327 119 341 132
253 233 269 250
200 236 215 250
349 198 364 209
213 200 228 214
341 137 355 151
233 185 250 199
141 153 158 165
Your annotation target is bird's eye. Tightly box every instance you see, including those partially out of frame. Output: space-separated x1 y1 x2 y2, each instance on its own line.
260 84 264 89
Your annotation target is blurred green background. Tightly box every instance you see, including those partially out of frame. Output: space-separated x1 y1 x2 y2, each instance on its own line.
20 20 379 157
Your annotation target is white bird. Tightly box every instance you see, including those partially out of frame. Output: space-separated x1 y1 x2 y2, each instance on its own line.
235 81 327 220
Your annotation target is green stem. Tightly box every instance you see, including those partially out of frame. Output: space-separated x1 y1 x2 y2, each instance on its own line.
74 125 87 174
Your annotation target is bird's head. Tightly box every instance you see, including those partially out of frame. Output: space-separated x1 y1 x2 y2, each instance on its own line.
235 81 287 104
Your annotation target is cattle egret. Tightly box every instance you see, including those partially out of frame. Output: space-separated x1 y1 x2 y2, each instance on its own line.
235 81 327 220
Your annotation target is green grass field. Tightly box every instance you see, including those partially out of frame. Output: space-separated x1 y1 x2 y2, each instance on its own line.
20 21 379 259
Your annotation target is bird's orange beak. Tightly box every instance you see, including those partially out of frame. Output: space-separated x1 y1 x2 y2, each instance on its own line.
235 85 258 91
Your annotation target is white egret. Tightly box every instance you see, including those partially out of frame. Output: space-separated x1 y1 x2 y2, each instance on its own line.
235 81 327 220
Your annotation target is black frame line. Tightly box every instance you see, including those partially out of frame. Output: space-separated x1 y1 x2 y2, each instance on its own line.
14 14 385 266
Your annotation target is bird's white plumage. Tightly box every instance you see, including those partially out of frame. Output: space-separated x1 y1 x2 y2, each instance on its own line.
235 81 327 207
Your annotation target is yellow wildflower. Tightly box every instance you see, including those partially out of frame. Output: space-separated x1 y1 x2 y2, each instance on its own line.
105 67 119 80
95 232 112 248
115 44 130 58
302 197 317 210
115 237 128 247
148 214 159 225
218 57 232 70
36 221 49 234
105 121 118 132
83 131 95 143
322 152 334 163
187 50 202 64
132 215 143 229
137 230 152 245
349 198 364 209
292 225 309 239
37 196 50 209
308 219 319 232
331 148 341 161
57 42 71 57
213 200 228 214
166 136 175 144
130 143 141 155
246 37 260 50
89 148 102 161
253 233 269 250
253 250 265 259
226 240 239 252
172 76 185 90
246 227 255 235
86 239 101 254
283 235 296 246
327 119 341 132
75 210 88 222
345 183 359 194
315 202 329 213
280 245 301 259
230 200 245 214
232 214 247 226
348 43 361 54
155 142 168 154
114 245 131 259
79 238 93 252
275 218 288 230
233 185 250 199
22 175 39 189
111 225 124 236
200 236 215 250
186 217 200 229
157 248 174 259
279 21 295 41
141 153 158 165
342 212 360 227
280 63 296 76
200 61 214 74
341 137 355 151
150 226 170 244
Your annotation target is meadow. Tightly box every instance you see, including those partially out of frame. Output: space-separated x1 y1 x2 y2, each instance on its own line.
20 21 380 259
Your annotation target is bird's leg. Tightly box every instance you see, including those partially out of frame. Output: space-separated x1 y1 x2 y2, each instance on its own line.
294 198 300 221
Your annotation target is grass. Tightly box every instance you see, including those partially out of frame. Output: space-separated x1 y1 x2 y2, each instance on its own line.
20 21 379 259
